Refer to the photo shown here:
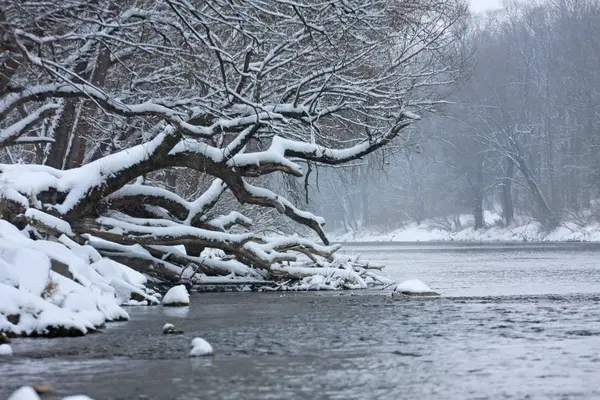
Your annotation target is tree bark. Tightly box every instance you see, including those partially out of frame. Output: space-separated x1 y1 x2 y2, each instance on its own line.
473 157 484 230
501 157 514 225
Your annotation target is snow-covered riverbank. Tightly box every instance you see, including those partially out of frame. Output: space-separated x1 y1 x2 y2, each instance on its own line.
0 220 160 337
329 212 600 243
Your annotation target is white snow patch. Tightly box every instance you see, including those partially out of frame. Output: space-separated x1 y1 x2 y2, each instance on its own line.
190 337 213 356
7 387 40 400
394 279 434 294
162 285 189 306
163 323 174 331
0 343 13 355
328 213 600 243
0 219 162 336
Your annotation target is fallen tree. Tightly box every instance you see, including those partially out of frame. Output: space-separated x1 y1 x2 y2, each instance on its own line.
0 0 466 290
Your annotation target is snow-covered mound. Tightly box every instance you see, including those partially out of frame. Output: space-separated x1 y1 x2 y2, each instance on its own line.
0 221 159 337
393 279 440 296
162 323 184 334
0 343 12 355
190 337 213 356
7 387 95 400
162 285 190 306
7 387 39 400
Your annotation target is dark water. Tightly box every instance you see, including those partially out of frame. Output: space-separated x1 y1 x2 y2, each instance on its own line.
3 243 600 399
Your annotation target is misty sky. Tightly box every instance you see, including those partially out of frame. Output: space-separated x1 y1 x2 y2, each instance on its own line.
470 0 503 12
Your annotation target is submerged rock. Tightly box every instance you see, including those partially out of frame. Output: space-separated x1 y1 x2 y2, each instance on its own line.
162 323 184 335
162 285 190 307
392 279 440 297
190 337 213 357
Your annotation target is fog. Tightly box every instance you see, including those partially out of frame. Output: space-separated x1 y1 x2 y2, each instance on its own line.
311 0 600 233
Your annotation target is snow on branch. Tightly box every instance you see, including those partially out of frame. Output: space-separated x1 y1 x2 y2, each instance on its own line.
0 103 59 147
0 0 466 288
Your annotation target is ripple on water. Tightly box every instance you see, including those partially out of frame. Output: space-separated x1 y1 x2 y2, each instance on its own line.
3 291 600 399
6 241 600 399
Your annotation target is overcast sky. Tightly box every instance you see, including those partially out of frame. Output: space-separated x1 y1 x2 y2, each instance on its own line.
470 0 503 12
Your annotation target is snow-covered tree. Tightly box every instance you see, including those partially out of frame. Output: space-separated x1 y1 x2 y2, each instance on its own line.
0 0 467 286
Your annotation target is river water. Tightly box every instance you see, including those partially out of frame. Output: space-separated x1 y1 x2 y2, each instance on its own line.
3 242 600 399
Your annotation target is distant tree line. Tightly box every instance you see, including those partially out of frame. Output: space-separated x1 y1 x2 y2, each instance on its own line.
315 0 600 233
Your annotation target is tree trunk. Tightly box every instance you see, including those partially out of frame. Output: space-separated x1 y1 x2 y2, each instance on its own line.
45 60 88 169
501 157 514 225
66 48 112 169
513 151 555 228
473 159 484 230
45 100 80 169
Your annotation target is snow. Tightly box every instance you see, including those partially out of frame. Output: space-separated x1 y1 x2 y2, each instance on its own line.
95 216 254 244
0 218 160 337
7 387 95 400
0 343 13 355
328 212 600 243
163 323 174 331
190 337 213 356
7 387 40 400
162 285 190 306
0 282 93 336
394 279 434 294
0 245 51 297
0 103 60 145
25 209 74 236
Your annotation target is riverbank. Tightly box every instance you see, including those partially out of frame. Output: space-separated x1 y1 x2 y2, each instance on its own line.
328 212 600 243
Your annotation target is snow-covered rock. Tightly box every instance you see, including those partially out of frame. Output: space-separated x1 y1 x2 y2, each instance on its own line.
190 337 213 356
0 220 159 337
7 387 40 400
393 279 440 296
7 387 95 400
162 285 190 306
0 282 93 336
0 343 13 355
162 322 184 334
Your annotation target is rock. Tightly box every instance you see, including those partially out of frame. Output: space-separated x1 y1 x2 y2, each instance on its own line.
0 332 11 344
162 285 190 307
32 385 54 394
130 292 147 302
0 343 13 356
44 325 88 338
7 313 20 325
392 279 440 297
162 323 184 335
190 337 213 357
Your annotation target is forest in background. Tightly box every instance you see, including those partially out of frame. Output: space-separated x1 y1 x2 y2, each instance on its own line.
315 0 600 235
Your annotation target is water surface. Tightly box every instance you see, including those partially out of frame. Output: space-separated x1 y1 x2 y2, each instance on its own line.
2 243 600 399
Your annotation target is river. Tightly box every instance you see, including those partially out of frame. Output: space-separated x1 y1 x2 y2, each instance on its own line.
2 242 600 399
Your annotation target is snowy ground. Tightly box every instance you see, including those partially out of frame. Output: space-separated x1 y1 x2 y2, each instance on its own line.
329 211 600 242
0 221 159 337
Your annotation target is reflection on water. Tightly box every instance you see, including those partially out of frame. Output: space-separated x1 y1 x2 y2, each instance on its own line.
3 244 600 399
